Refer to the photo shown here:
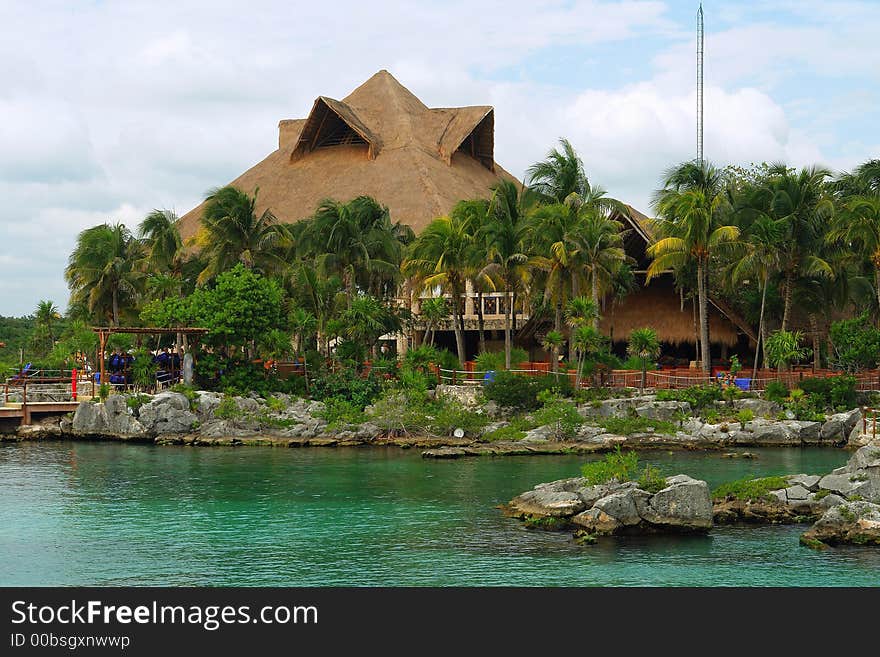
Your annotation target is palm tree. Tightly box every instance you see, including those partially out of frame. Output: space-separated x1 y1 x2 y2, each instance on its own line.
728 207 786 378
541 330 565 375
403 214 476 364
575 201 629 328
34 300 61 345
627 327 661 391
525 138 589 203
293 264 343 356
564 296 599 388
828 196 880 316
66 223 144 326
765 165 834 329
419 297 448 347
648 161 740 374
306 196 408 304
289 307 317 356
483 180 531 367
195 186 285 284
340 294 401 359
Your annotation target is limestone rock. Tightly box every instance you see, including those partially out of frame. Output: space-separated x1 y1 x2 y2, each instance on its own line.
733 398 781 417
634 401 691 422
786 474 821 491
507 489 585 518
637 475 713 531
593 490 641 526
72 401 108 434
570 508 621 534
820 409 861 442
801 501 880 547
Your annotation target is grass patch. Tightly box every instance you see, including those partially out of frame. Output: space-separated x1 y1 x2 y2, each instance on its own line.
264 395 286 412
637 464 667 494
523 516 570 531
214 395 242 420
581 447 667 491
316 398 368 429
814 489 831 500
483 425 527 442
171 383 199 410
594 416 678 436
712 476 789 502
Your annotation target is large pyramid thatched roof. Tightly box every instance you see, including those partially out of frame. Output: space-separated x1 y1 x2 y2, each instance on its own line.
179 70 519 240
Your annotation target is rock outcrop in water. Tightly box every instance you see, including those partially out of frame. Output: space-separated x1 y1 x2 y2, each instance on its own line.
505 474 713 538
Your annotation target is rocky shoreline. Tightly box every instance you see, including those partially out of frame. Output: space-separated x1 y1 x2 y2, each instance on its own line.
1 387 872 456
505 442 880 548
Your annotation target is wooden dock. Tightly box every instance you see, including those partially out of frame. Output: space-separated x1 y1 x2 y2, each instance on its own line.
0 401 81 425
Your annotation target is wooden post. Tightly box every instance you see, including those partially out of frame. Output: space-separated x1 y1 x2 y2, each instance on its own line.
21 381 29 425
99 330 107 386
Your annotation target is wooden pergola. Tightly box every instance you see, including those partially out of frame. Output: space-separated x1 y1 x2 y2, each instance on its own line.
92 327 209 385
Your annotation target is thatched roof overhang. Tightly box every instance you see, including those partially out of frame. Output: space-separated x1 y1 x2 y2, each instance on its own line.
292 97 380 161
437 107 494 171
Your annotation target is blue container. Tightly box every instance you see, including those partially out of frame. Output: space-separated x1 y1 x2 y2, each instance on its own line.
483 370 496 384
734 377 750 391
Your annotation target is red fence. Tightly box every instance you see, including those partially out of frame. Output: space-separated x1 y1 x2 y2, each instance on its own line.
436 364 880 392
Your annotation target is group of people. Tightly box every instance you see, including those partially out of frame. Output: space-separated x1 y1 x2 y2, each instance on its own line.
95 347 184 387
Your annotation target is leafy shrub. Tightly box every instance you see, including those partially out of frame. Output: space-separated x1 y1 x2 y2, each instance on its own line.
482 425 527 442
736 408 754 429
309 369 383 409
474 351 505 372
580 447 640 485
403 345 439 373
595 416 678 436
533 392 583 440
126 394 151 412
573 387 633 403
830 375 858 410
98 383 110 402
764 380 789 404
170 383 199 409
131 349 158 390
637 464 667 494
655 385 722 410
214 396 241 420
483 371 572 411
367 391 487 437
798 377 831 404
712 476 789 502
264 396 286 412
621 356 657 371
436 349 462 372
317 398 368 428
829 313 880 373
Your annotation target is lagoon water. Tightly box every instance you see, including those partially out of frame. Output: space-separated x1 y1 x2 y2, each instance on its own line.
1 442 878 587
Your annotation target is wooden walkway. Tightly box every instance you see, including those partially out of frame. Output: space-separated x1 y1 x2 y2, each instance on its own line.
0 401 81 425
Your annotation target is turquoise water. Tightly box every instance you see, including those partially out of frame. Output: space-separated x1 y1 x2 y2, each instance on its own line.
1 442 878 586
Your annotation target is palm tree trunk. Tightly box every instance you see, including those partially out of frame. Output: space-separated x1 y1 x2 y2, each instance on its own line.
809 313 821 370
640 365 647 391
571 271 579 298
697 262 710 375
504 288 512 370
781 272 793 331
453 287 466 365
476 290 486 355
753 281 768 381
591 273 600 331
112 288 119 327
875 267 880 324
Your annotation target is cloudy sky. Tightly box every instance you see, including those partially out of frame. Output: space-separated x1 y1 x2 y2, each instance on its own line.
2 0 878 316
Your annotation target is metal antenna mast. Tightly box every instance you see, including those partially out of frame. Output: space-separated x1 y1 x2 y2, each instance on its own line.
697 2 704 164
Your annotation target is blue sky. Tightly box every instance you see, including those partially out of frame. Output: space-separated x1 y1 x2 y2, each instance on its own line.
1 0 878 316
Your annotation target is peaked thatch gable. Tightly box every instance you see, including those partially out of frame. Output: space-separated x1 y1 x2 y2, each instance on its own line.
179 70 517 240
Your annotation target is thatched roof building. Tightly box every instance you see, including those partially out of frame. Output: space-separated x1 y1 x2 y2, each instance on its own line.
179 70 517 240
599 207 756 351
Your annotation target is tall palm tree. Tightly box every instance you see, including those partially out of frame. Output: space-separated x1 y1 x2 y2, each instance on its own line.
195 186 285 284
627 327 661 391
765 164 835 330
66 223 144 326
419 297 448 347
828 196 880 316
139 209 190 298
648 161 740 374
403 214 476 364
564 296 599 388
34 300 61 345
575 203 629 328
305 196 409 304
525 138 589 203
483 180 531 367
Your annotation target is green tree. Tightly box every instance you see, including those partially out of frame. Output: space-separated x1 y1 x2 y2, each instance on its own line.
33 300 61 350
564 296 599 388
647 161 740 374
190 264 283 357
541 330 565 375
403 214 476 364
525 137 589 203
288 307 317 356
764 329 810 372
627 328 660 391
196 186 286 284
828 196 880 316
66 222 144 326
482 180 532 367
340 294 401 359
419 297 448 348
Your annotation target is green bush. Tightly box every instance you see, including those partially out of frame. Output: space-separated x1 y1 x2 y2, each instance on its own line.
829 313 880 372
830 375 858 410
736 408 754 429
637 464 667 494
482 425 527 442
594 416 678 436
621 356 657 371
580 447 639 485
309 369 384 409
126 394 151 412
214 396 241 420
317 398 368 428
712 476 789 502
483 371 572 411
655 384 721 410
474 351 505 372
798 377 832 404
764 380 789 404
367 391 488 437
533 392 583 440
